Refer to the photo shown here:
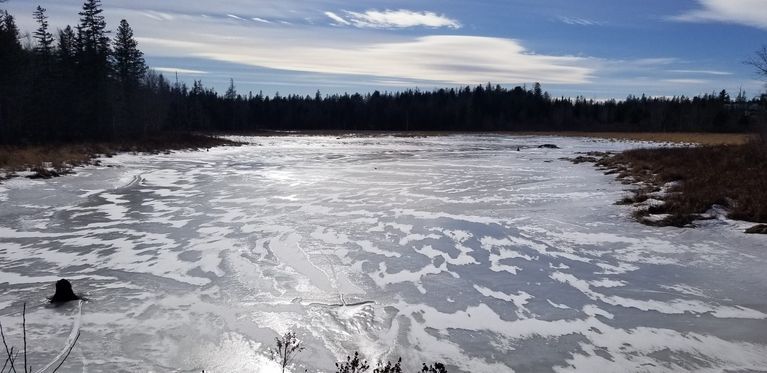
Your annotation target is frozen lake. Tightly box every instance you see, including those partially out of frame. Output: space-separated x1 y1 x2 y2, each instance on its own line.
1 135 766 372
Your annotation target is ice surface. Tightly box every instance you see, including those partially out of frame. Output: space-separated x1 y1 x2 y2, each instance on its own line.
0 135 766 372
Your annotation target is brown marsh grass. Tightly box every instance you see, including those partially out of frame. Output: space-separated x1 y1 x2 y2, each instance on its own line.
599 140 767 226
524 132 756 145
0 133 240 178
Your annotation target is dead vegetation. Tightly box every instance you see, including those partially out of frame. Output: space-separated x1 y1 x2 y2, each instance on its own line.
0 133 241 181
591 141 767 229
525 132 756 145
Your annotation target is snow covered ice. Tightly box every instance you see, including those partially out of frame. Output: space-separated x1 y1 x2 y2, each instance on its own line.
1 135 766 372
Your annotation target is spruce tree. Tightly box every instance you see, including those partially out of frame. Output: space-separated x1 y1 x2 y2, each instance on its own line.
33 6 54 55
57 26 77 63
112 20 147 87
76 0 112 140
112 19 146 87
225 78 237 100
111 19 147 136
77 0 109 59
0 10 21 52
0 10 23 140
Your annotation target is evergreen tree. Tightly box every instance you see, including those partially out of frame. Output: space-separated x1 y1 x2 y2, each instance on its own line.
225 78 237 100
112 19 146 87
0 9 23 141
57 26 77 64
77 0 109 59
32 6 54 55
0 10 21 52
76 0 112 139
111 19 148 137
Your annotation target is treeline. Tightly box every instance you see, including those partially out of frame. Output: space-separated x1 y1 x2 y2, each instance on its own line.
0 0 156 143
1 1 765 145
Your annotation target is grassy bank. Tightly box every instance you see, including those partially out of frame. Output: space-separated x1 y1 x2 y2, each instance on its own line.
228 130 756 144
525 131 756 145
595 141 767 228
0 133 241 180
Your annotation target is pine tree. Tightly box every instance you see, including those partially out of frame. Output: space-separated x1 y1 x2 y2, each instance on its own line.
0 9 23 140
53 25 79 141
0 10 21 52
75 0 112 140
225 78 237 100
33 6 54 55
112 19 146 87
77 0 109 58
57 26 77 63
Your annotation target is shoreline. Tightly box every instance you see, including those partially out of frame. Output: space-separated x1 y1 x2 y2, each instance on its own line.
2 132 762 229
219 130 755 144
578 141 767 232
1 131 755 183
0 133 242 182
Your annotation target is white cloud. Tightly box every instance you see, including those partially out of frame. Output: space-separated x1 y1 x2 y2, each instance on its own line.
138 28 593 85
672 0 767 29
662 78 708 84
141 11 175 21
629 58 679 66
327 9 461 29
252 17 271 24
153 67 208 75
325 11 350 26
668 69 732 76
558 16 602 26
201 35 591 84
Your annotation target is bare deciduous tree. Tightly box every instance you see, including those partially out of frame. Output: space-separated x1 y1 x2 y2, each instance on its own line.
747 46 767 144
747 46 767 77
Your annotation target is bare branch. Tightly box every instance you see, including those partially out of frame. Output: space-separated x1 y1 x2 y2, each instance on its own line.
746 45 767 78
1 347 11 373
21 304 26 373
0 321 17 373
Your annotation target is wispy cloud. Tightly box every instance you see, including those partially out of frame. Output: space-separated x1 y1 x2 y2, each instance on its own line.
325 11 350 26
6 0 757 98
557 16 603 26
671 0 767 29
629 58 679 66
662 78 709 84
668 69 732 76
153 67 208 75
139 31 593 85
326 9 461 29
142 11 175 22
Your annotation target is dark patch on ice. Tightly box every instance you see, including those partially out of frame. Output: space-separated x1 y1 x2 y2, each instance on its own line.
178 250 202 262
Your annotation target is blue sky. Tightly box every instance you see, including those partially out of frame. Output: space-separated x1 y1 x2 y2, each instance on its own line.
4 0 767 98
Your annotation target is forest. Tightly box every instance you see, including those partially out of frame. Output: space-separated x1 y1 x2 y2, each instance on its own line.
1 0 766 145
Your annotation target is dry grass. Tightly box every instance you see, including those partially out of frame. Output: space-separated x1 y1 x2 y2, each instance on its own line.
0 145 94 175
228 131 756 144
0 133 241 180
521 132 756 145
598 141 767 227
